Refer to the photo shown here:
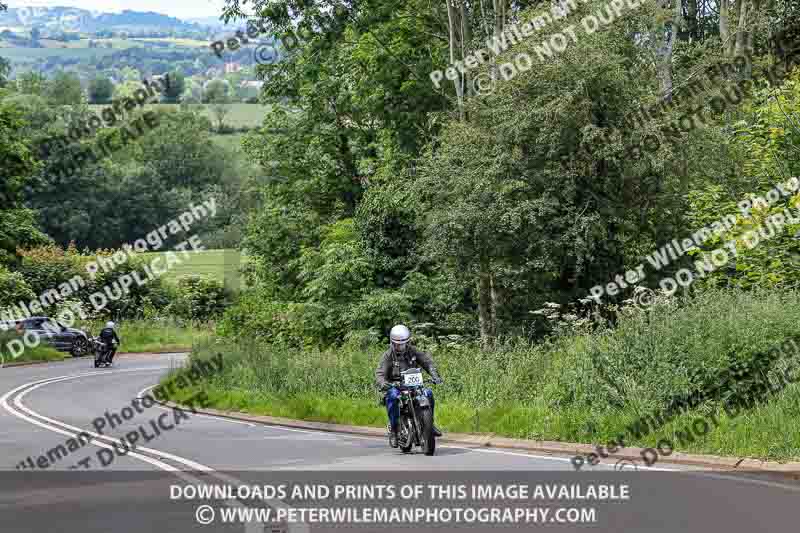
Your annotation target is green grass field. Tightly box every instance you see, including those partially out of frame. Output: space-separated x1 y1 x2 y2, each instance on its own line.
130 37 209 47
211 133 247 151
88 103 270 130
0 46 118 63
140 249 247 288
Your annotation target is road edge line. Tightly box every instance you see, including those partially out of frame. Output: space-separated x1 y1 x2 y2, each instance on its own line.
160 401 800 476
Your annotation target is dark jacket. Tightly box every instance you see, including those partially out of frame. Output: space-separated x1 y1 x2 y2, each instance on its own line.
375 345 441 390
99 327 120 347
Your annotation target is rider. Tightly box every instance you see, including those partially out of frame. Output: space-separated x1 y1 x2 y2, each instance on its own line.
98 321 121 364
375 324 443 448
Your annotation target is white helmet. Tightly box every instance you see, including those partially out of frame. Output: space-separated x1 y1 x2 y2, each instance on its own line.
106 321 115 329
389 324 411 352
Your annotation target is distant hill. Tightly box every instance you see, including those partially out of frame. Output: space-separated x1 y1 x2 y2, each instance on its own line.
185 16 237 29
0 6 203 33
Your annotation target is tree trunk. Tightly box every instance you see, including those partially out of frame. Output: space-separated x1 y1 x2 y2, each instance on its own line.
461 1 473 98
686 0 698 41
493 0 505 38
446 0 465 120
655 0 676 102
720 0 732 56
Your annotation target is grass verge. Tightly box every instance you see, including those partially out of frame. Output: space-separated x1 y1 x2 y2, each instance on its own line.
161 289 800 462
0 330 66 365
83 319 215 353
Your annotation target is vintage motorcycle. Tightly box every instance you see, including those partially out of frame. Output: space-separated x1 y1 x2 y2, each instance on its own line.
392 368 438 456
90 336 115 368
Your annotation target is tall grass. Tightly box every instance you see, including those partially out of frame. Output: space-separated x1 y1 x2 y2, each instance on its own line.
82 319 215 353
165 288 800 461
0 330 66 365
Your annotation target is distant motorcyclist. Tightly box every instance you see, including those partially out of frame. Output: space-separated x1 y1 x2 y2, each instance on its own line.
98 321 120 365
375 324 443 448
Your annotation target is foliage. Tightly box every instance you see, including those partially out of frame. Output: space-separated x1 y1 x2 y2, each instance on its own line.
178 287 800 461
162 70 185 103
14 71 47 96
0 97 50 265
0 55 9 87
44 71 84 105
88 75 114 104
0 265 36 309
169 275 228 321
687 68 800 290
15 244 83 295
21 105 234 250
14 244 172 321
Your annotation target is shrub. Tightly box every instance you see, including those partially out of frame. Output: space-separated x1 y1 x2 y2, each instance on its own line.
15 244 83 296
214 287 800 435
170 275 227 321
0 266 36 311
15 245 173 320
543 288 800 416
84 252 172 320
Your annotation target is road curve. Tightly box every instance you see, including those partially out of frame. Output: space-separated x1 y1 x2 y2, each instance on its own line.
2 354 800 533
1 353 600 472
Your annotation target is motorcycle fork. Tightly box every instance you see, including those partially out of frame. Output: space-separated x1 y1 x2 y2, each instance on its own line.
408 394 424 446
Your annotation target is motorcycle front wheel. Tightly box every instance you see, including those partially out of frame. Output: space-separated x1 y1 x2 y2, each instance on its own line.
399 417 414 453
420 407 435 456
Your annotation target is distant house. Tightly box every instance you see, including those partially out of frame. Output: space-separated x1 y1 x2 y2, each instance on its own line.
240 81 264 90
224 62 242 74
202 78 231 91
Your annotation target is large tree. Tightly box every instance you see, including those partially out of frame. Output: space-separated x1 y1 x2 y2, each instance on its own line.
0 97 50 265
88 75 114 104
45 72 84 106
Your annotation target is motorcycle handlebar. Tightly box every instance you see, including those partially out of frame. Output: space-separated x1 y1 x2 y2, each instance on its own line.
389 381 439 390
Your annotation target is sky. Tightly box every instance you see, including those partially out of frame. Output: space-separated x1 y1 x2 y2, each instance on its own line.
12 0 231 20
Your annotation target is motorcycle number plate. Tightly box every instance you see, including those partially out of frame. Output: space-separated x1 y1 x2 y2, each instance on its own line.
403 372 423 386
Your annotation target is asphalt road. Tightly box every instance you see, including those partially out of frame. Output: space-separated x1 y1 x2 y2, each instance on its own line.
1 353 599 472
2 353 800 533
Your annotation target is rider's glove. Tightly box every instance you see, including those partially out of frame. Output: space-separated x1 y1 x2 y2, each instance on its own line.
379 381 392 392
430 369 443 385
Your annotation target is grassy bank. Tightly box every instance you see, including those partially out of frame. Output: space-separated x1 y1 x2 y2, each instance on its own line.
0 330 66 365
82 319 215 353
163 289 800 462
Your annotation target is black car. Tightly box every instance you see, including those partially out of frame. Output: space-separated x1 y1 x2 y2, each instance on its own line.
14 317 90 357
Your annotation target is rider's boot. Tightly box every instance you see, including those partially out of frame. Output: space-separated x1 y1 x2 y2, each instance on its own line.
389 423 399 448
433 425 442 437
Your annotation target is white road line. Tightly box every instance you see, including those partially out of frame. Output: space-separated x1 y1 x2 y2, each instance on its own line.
137 384 257 427
6 366 799 499
13 373 213 471
2 370 308 533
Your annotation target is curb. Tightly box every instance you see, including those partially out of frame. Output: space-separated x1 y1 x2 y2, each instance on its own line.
1 350 190 369
163 401 800 476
